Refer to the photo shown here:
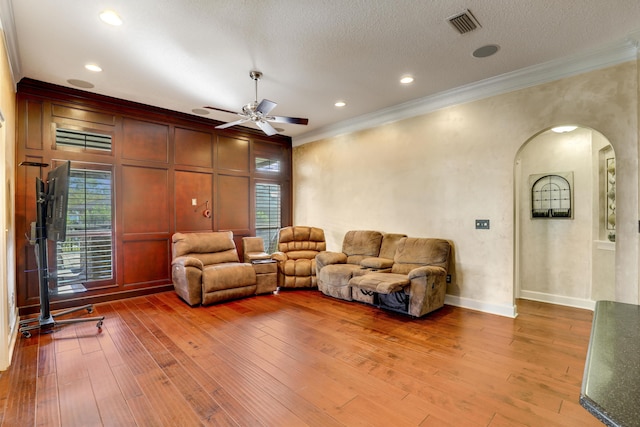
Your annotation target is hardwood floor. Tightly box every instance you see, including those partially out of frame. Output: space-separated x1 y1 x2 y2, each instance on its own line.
0 291 602 426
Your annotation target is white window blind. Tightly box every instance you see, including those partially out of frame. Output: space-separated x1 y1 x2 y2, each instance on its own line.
56 128 112 151
255 183 281 253
56 168 113 290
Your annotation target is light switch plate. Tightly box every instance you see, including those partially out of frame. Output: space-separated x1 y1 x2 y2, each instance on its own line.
476 219 490 229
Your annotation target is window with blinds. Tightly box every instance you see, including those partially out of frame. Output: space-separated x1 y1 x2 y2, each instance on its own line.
255 157 281 173
255 183 281 253
56 128 112 151
55 168 113 291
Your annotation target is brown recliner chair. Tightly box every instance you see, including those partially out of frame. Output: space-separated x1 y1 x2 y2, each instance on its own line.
171 231 256 306
349 237 451 317
271 226 326 288
316 230 406 301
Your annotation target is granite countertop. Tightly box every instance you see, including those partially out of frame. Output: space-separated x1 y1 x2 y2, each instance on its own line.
581 300 640 427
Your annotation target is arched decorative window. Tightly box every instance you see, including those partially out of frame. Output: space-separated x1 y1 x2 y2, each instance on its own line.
530 172 573 218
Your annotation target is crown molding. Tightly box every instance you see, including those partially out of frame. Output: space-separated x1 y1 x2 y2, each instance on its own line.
0 0 22 85
293 37 639 147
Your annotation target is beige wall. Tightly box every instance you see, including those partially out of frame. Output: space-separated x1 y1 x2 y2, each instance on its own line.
0 25 17 370
293 61 639 316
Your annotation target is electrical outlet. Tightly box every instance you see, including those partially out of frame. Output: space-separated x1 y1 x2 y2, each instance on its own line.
192 198 197 206
446 274 451 283
475 219 490 229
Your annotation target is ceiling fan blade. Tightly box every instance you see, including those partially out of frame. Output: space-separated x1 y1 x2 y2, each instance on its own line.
256 120 277 136
204 105 240 115
268 115 309 125
215 118 248 130
256 99 277 115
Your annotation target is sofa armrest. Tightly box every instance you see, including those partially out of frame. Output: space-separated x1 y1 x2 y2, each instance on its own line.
315 251 347 273
408 265 446 280
171 256 205 306
271 251 288 263
172 256 204 270
407 266 448 317
360 257 394 269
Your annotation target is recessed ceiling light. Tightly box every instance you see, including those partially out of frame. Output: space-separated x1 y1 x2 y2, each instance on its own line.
334 101 346 107
472 44 500 58
400 75 414 84
67 79 94 89
191 108 210 115
85 64 102 72
100 10 123 26
551 125 578 133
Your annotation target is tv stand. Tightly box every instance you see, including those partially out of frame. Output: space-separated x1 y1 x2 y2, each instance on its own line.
19 303 104 338
19 173 104 338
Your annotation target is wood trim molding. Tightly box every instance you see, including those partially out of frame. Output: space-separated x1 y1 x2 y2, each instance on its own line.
293 38 639 147
0 0 22 85
17 78 291 144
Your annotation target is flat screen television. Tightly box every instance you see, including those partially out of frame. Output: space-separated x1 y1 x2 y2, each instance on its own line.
45 161 71 242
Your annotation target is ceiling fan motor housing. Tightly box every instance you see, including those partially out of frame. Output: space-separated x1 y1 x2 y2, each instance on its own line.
242 102 259 118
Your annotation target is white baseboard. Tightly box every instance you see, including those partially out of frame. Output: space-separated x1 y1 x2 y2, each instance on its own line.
445 294 518 318
0 311 19 371
518 290 596 311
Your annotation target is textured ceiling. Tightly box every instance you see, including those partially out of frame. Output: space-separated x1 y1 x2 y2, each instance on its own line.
4 0 640 141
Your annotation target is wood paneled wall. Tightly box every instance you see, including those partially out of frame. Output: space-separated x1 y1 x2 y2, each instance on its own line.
15 79 292 314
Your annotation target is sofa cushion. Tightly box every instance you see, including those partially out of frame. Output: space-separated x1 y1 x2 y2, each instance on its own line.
286 249 320 260
319 263 363 288
202 263 256 293
342 230 383 258
242 236 265 253
173 231 235 256
379 233 407 259
346 254 370 265
391 238 450 275
277 226 326 252
173 231 240 265
283 258 316 277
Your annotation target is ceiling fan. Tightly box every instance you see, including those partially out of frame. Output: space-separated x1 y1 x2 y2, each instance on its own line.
205 70 309 136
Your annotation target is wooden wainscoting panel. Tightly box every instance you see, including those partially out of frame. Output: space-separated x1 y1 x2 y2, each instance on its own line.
217 174 250 232
122 118 169 163
174 127 213 168
217 135 249 172
24 99 44 150
122 239 170 286
121 166 170 234
51 104 116 126
174 170 213 232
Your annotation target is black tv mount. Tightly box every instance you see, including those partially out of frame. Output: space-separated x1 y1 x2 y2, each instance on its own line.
18 161 105 338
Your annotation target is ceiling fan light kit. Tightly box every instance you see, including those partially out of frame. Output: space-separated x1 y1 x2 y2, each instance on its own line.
205 70 309 136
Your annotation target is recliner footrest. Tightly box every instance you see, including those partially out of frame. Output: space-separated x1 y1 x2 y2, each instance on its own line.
378 291 409 313
348 272 409 294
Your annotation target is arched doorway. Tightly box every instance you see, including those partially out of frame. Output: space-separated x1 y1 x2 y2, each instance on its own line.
514 126 615 308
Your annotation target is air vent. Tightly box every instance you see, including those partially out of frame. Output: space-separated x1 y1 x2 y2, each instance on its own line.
448 9 481 34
